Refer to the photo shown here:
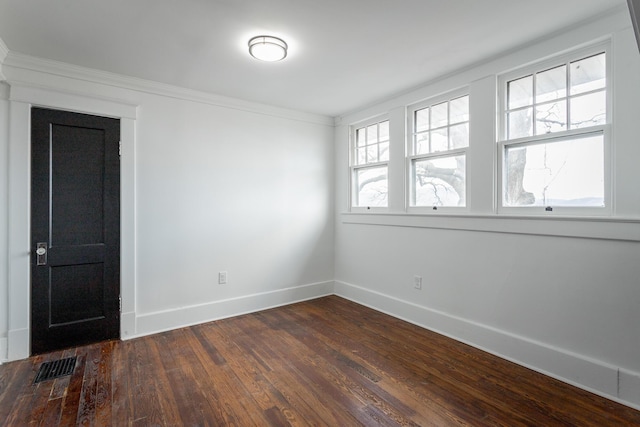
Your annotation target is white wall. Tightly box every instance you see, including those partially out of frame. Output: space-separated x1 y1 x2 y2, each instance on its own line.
0 53 335 360
0 82 8 360
133 92 335 331
334 9 640 409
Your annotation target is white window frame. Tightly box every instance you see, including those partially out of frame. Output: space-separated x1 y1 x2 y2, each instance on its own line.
497 42 612 216
349 116 390 212
407 89 470 214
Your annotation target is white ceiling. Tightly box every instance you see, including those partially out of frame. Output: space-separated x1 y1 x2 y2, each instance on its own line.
0 0 626 117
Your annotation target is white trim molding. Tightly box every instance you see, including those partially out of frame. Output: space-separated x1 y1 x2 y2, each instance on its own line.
0 337 7 364
342 212 640 242
334 280 640 411
0 38 8 80
9 83 137 120
131 281 334 339
2 51 333 127
7 328 29 361
5 84 138 361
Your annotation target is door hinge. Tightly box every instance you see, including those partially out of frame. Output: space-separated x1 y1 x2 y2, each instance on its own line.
119 141 122 156
119 295 122 312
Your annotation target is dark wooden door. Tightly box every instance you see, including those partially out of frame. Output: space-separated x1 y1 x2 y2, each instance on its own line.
31 107 120 355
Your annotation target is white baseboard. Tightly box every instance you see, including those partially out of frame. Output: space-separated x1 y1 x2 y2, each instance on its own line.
0 336 7 364
120 311 136 340
7 327 29 361
130 280 335 339
4 278 638 412
3 282 334 361
334 280 640 411
620 369 640 406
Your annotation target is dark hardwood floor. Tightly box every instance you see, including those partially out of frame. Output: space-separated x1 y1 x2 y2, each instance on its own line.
1 296 639 426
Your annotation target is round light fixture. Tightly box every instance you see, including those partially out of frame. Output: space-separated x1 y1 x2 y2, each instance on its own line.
248 35 288 62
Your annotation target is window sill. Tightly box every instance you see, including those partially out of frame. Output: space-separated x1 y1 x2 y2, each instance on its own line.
340 212 640 242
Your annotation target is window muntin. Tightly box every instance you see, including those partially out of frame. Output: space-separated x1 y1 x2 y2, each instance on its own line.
505 52 606 139
354 121 389 165
500 48 608 212
410 95 469 208
351 119 389 208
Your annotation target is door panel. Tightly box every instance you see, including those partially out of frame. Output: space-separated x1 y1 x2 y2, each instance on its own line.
31 107 120 355
51 124 105 245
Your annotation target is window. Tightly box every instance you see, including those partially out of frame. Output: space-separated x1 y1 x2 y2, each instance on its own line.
351 119 389 208
409 94 469 208
499 47 608 212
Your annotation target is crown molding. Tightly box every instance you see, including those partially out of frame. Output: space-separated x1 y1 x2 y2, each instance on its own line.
3 51 334 127
0 38 8 80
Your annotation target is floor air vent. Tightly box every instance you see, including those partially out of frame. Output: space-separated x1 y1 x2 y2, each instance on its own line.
34 356 77 384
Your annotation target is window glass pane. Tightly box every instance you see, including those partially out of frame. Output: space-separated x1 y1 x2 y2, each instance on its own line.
367 124 378 143
536 65 566 103
354 166 388 207
430 128 448 152
450 123 469 149
413 155 466 207
508 108 533 139
431 102 448 129
379 141 389 162
535 100 567 134
356 128 365 147
367 145 378 163
415 132 429 155
379 121 389 141
415 108 429 132
354 119 391 166
570 53 606 95
504 134 604 207
508 75 533 109
570 91 606 129
450 96 469 124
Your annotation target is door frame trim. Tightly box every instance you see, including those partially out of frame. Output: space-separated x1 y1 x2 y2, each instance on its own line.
6 84 137 360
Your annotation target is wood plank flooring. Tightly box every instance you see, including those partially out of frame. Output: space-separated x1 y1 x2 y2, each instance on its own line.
1 295 639 426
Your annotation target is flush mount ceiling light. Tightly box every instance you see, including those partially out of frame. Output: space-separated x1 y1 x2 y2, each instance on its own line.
248 35 288 62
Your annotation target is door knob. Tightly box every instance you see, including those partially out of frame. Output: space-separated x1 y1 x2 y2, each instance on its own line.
36 243 47 265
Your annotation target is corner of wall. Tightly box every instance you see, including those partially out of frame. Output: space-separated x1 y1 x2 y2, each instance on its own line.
127 280 335 340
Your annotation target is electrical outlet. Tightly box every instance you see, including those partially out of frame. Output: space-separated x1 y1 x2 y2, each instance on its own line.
218 271 227 285
414 275 422 290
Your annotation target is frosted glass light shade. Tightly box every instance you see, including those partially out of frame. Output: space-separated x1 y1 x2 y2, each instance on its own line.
248 36 288 62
